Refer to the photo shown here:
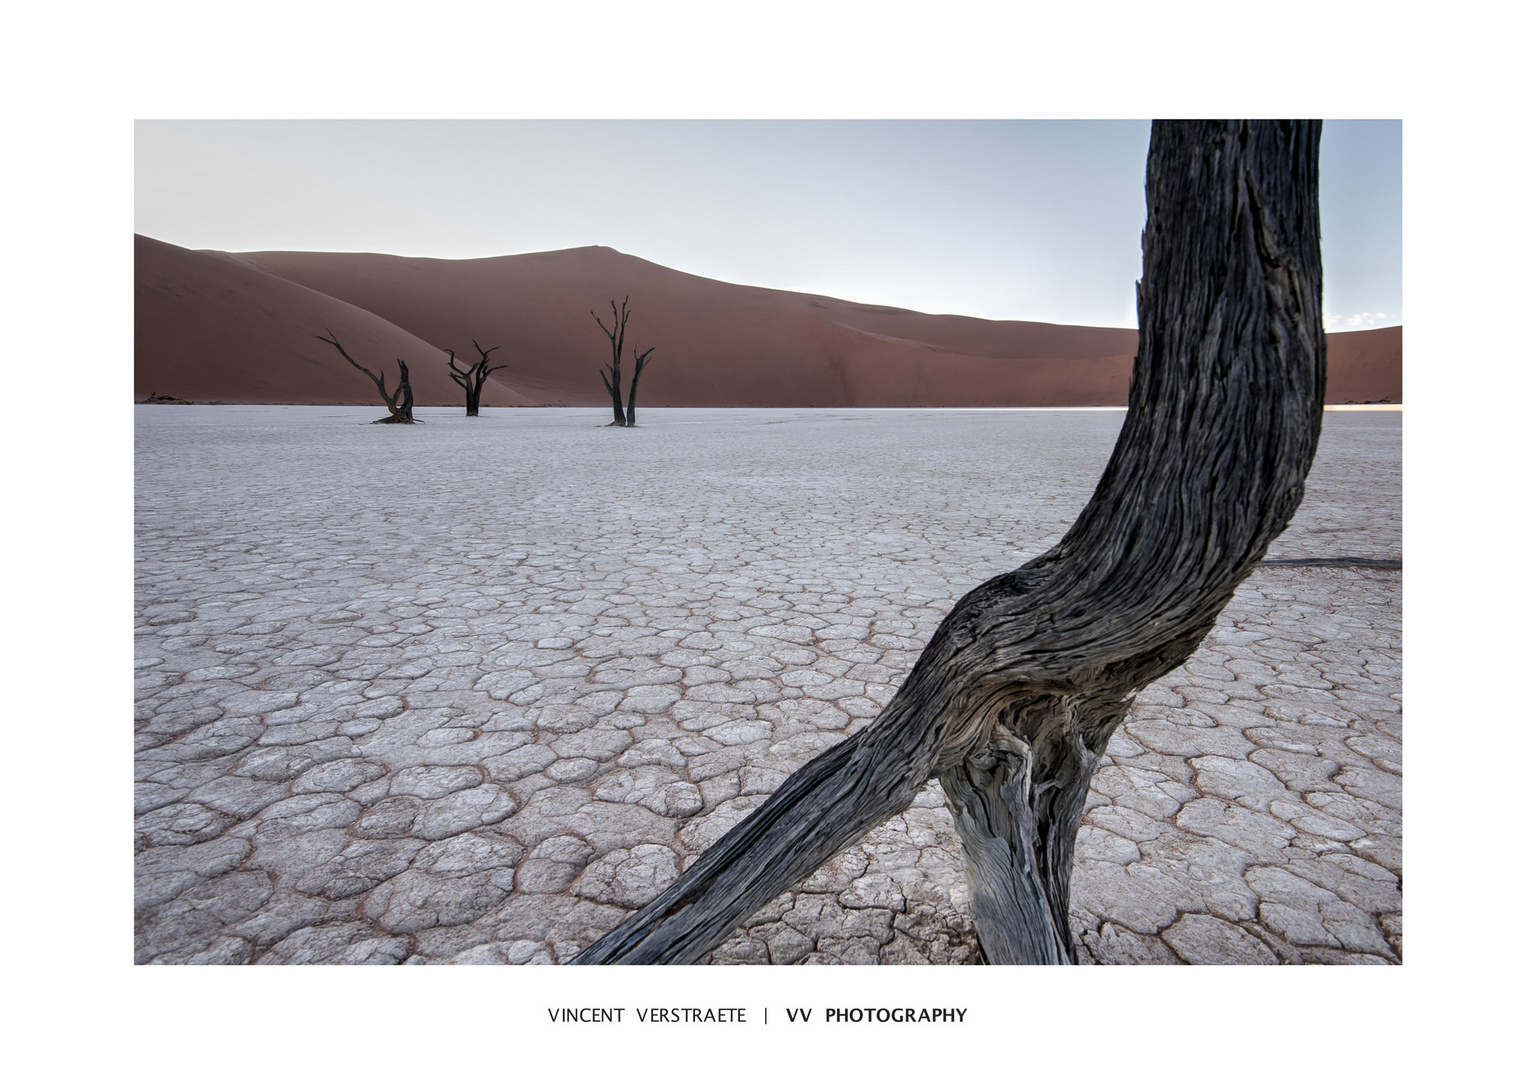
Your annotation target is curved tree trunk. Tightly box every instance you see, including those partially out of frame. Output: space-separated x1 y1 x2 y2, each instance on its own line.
571 120 1325 965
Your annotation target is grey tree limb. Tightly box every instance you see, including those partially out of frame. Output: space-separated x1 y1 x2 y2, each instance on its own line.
571 120 1326 965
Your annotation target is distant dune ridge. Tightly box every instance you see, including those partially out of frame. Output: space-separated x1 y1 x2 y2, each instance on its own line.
135 234 1401 407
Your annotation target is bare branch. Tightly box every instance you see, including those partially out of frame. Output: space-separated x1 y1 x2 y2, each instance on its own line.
317 330 379 381
315 329 415 422
317 329 391 401
446 348 473 391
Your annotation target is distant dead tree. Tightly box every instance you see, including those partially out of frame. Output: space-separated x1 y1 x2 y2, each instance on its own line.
572 120 1327 965
447 339 508 417
625 347 655 427
316 329 416 424
593 297 657 427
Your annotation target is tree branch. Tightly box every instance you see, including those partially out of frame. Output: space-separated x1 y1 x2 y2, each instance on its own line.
317 329 389 399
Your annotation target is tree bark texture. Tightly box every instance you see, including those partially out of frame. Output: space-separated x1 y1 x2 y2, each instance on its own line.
570 120 1326 965
317 330 417 423
625 347 655 427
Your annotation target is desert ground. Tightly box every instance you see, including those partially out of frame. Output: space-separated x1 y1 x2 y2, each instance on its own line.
134 406 1401 964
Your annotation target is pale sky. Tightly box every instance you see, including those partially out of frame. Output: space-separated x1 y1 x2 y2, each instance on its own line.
136 119 1400 330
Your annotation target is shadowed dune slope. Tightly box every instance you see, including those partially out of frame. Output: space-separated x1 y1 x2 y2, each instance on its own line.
1325 325 1402 404
136 237 1401 406
134 235 529 407
236 245 1138 407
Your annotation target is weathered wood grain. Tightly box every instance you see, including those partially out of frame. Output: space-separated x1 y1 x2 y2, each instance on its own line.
571 120 1326 965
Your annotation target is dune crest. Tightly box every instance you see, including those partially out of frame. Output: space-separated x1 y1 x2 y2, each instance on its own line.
136 236 1400 406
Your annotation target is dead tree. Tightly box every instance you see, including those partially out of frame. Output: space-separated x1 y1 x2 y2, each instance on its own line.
447 339 508 417
593 298 657 426
594 298 631 426
571 120 1326 965
624 347 655 427
316 329 416 424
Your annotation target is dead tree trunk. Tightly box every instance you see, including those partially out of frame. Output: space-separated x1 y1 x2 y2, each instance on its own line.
447 340 508 416
317 330 417 424
571 120 1326 965
394 359 414 421
593 298 631 426
624 347 655 427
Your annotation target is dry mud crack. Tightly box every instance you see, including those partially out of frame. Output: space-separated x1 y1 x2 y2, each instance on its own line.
134 406 1401 965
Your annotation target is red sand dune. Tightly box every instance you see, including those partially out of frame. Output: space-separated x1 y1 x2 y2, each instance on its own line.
136 236 1400 407
1324 325 1403 404
134 236 530 407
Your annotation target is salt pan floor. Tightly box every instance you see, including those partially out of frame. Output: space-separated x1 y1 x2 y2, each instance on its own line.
134 406 1401 964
